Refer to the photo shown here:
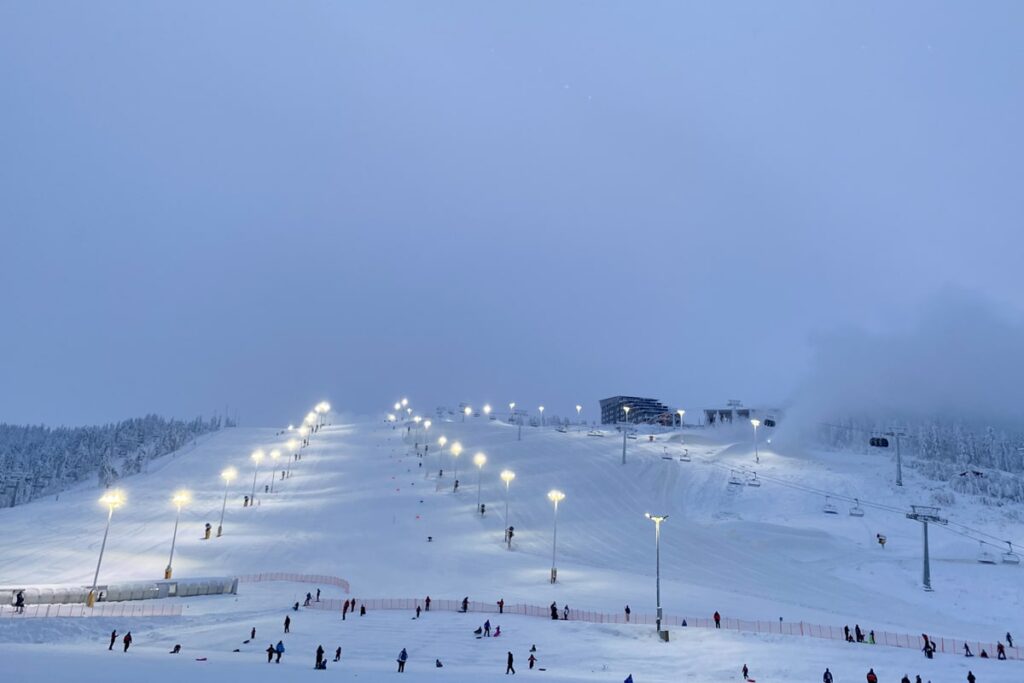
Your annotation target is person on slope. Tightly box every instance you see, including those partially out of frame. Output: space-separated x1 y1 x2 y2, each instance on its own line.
901 675 910 683
342 599 349 619
334 646 341 662
305 592 312 607
915 675 922 683
397 647 408 672
1008 632 1014 648
865 668 878 683
964 643 974 657
266 644 276 663
997 642 1006 660
624 605 631 622
494 626 502 637
122 632 133 652
360 604 366 616
462 597 470 613
550 602 558 620
484 620 491 637
425 596 431 611
742 664 749 680
967 671 976 683
275 640 285 663
563 605 569 620
529 653 537 670
316 644 325 669
823 667 833 683
506 651 515 675
109 630 118 651
14 591 25 614
284 615 291 633
855 624 863 642
713 611 721 628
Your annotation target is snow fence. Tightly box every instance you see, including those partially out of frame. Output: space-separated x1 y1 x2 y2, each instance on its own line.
307 598 1021 662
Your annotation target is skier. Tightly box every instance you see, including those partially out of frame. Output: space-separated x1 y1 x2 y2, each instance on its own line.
997 642 1006 660
343 599 349 619
462 597 470 613
334 646 342 662
275 640 285 663
964 643 974 657
397 647 408 672
284 615 291 633
1008 633 1014 648
316 644 325 669
866 668 878 683
454 479 459 491
251 627 256 640
498 599 504 614
924 640 934 659
506 651 515 674
714 611 722 629
425 596 431 611
563 604 569 620
625 605 631 623
122 632 133 652
823 668 833 683
529 653 537 670
266 644 275 663
550 602 558 620
109 630 118 651
416 605 421 618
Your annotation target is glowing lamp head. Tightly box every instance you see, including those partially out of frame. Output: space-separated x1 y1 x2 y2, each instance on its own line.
483 404 492 415
251 449 265 464
401 398 408 407
450 441 463 457
270 449 281 461
438 436 448 447
539 405 544 413
99 489 125 509
287 439 298 450
473 452 487 468
576 405 582 413
387 414 396 422
423 420 431 429
677 409 685 416
464 406 472 415
172 490 191 507
750 419 761 428
394 402 401 411
500 469 516 484
221 467 238 482
287 424 294 431
305 412 316 425
645 512 669 524
509 402 515 410
414 416 422 424
547 489 565 504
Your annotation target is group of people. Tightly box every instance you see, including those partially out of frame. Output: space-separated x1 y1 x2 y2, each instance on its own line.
341 598 366 619
549 602 569 620
844 624 876 644
107 630 133 652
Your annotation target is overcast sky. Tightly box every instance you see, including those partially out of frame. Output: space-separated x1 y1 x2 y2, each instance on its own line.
2 2 1022 427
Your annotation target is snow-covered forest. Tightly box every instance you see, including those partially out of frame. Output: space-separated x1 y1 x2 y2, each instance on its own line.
0 415 227 507
814 418 1024 504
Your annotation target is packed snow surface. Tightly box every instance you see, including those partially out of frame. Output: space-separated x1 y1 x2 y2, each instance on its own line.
1 416 1020 682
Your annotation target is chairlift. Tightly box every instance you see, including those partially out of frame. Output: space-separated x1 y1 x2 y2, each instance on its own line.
822 496 838 515
587 430 605 437
678 448 691 463
849 499 865 517
1002 542 1021 565
556 426 568 433
728 470 744 486
746 472 761 487
977 542 997 565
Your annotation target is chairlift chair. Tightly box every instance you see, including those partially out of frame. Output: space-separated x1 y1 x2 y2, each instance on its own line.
746 472 761 487
849 499 865 517
728 470 744 486
1002 542 1021 565
977 542 997 565
822 496 838 515
678 448 691 462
